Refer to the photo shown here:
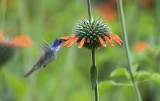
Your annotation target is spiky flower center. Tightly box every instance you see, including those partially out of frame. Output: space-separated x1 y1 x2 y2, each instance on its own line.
75 19 110 49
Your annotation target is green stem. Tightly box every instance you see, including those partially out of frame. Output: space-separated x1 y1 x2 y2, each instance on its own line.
117 0 142 101
153 1 160 101
154 0 160 45
87 0 92 22
114 83 132 86
92 49 99 101
0 0 7 33
86 0 99 100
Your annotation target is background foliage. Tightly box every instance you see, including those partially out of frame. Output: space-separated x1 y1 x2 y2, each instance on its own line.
0 0 160 101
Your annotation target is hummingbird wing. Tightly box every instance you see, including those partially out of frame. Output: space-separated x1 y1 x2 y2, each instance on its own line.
41 39 50 46
34 42 52 53
24 47 52 78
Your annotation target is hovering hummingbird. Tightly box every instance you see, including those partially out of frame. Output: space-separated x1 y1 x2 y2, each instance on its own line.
24 38 64 78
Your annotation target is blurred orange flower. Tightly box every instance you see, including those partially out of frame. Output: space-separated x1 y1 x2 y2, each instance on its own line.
0 32 32 67
141 0 152 8
0 31 32 47
10 35 33 47
134 42 148 53
97 2 117 21
0 32 4 44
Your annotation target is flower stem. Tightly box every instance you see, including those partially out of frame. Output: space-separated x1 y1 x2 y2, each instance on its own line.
91 49 99 101
87 0 92 22
117 0 142 101
86 0 99 100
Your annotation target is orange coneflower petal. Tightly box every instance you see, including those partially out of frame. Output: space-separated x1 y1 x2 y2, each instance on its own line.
98 37 107 47
68 37 80 48
70 34 75 37
60 36 70 40
104 36 114 47
107 33 122 46
115 35 123 42
63 38 73 47
107 33 116 40
12 35 33 47
78 38 85 49
0 32 4 44
60 34 75 40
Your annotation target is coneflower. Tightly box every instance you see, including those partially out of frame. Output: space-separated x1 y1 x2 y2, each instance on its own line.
60 19 122 49
59 0 122 101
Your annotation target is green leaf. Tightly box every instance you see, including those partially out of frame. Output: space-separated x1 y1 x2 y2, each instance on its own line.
110 68 130 79
136 71 150 80
90 65 98 90
151 73 160 84
132 64 139 75
98 81 115 98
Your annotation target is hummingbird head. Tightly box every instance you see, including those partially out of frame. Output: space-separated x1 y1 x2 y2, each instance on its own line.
52 38 64 47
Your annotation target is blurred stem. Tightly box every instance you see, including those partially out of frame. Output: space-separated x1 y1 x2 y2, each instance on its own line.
117 0 142 101
0 0 7 33
154 0 160 45
92 49 99 101
87 0 92 22
114 83 132 86
18 0 29 34
0 0 7 99
130 0 141 44
153 1 160 101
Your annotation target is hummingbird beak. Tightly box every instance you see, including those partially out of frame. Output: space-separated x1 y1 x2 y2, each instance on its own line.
59 40 65 47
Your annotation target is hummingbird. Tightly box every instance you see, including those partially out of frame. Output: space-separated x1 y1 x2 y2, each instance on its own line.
24 38 64 78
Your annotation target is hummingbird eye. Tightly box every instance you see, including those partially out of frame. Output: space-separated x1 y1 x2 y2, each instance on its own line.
59 40 62 44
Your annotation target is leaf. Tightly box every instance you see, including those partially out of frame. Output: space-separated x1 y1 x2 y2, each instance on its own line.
90 65 98 90
132 64 139 75
110 68 130 79
151 73 160 84
98 81 115 98
136 71 150 80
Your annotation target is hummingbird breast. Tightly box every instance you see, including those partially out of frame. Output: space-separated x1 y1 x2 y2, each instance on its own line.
42 51 57 67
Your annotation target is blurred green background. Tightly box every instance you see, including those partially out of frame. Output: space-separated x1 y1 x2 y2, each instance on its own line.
0 0 160 101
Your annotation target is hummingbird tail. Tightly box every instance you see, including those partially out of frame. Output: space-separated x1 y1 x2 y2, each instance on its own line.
24 66 37 78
